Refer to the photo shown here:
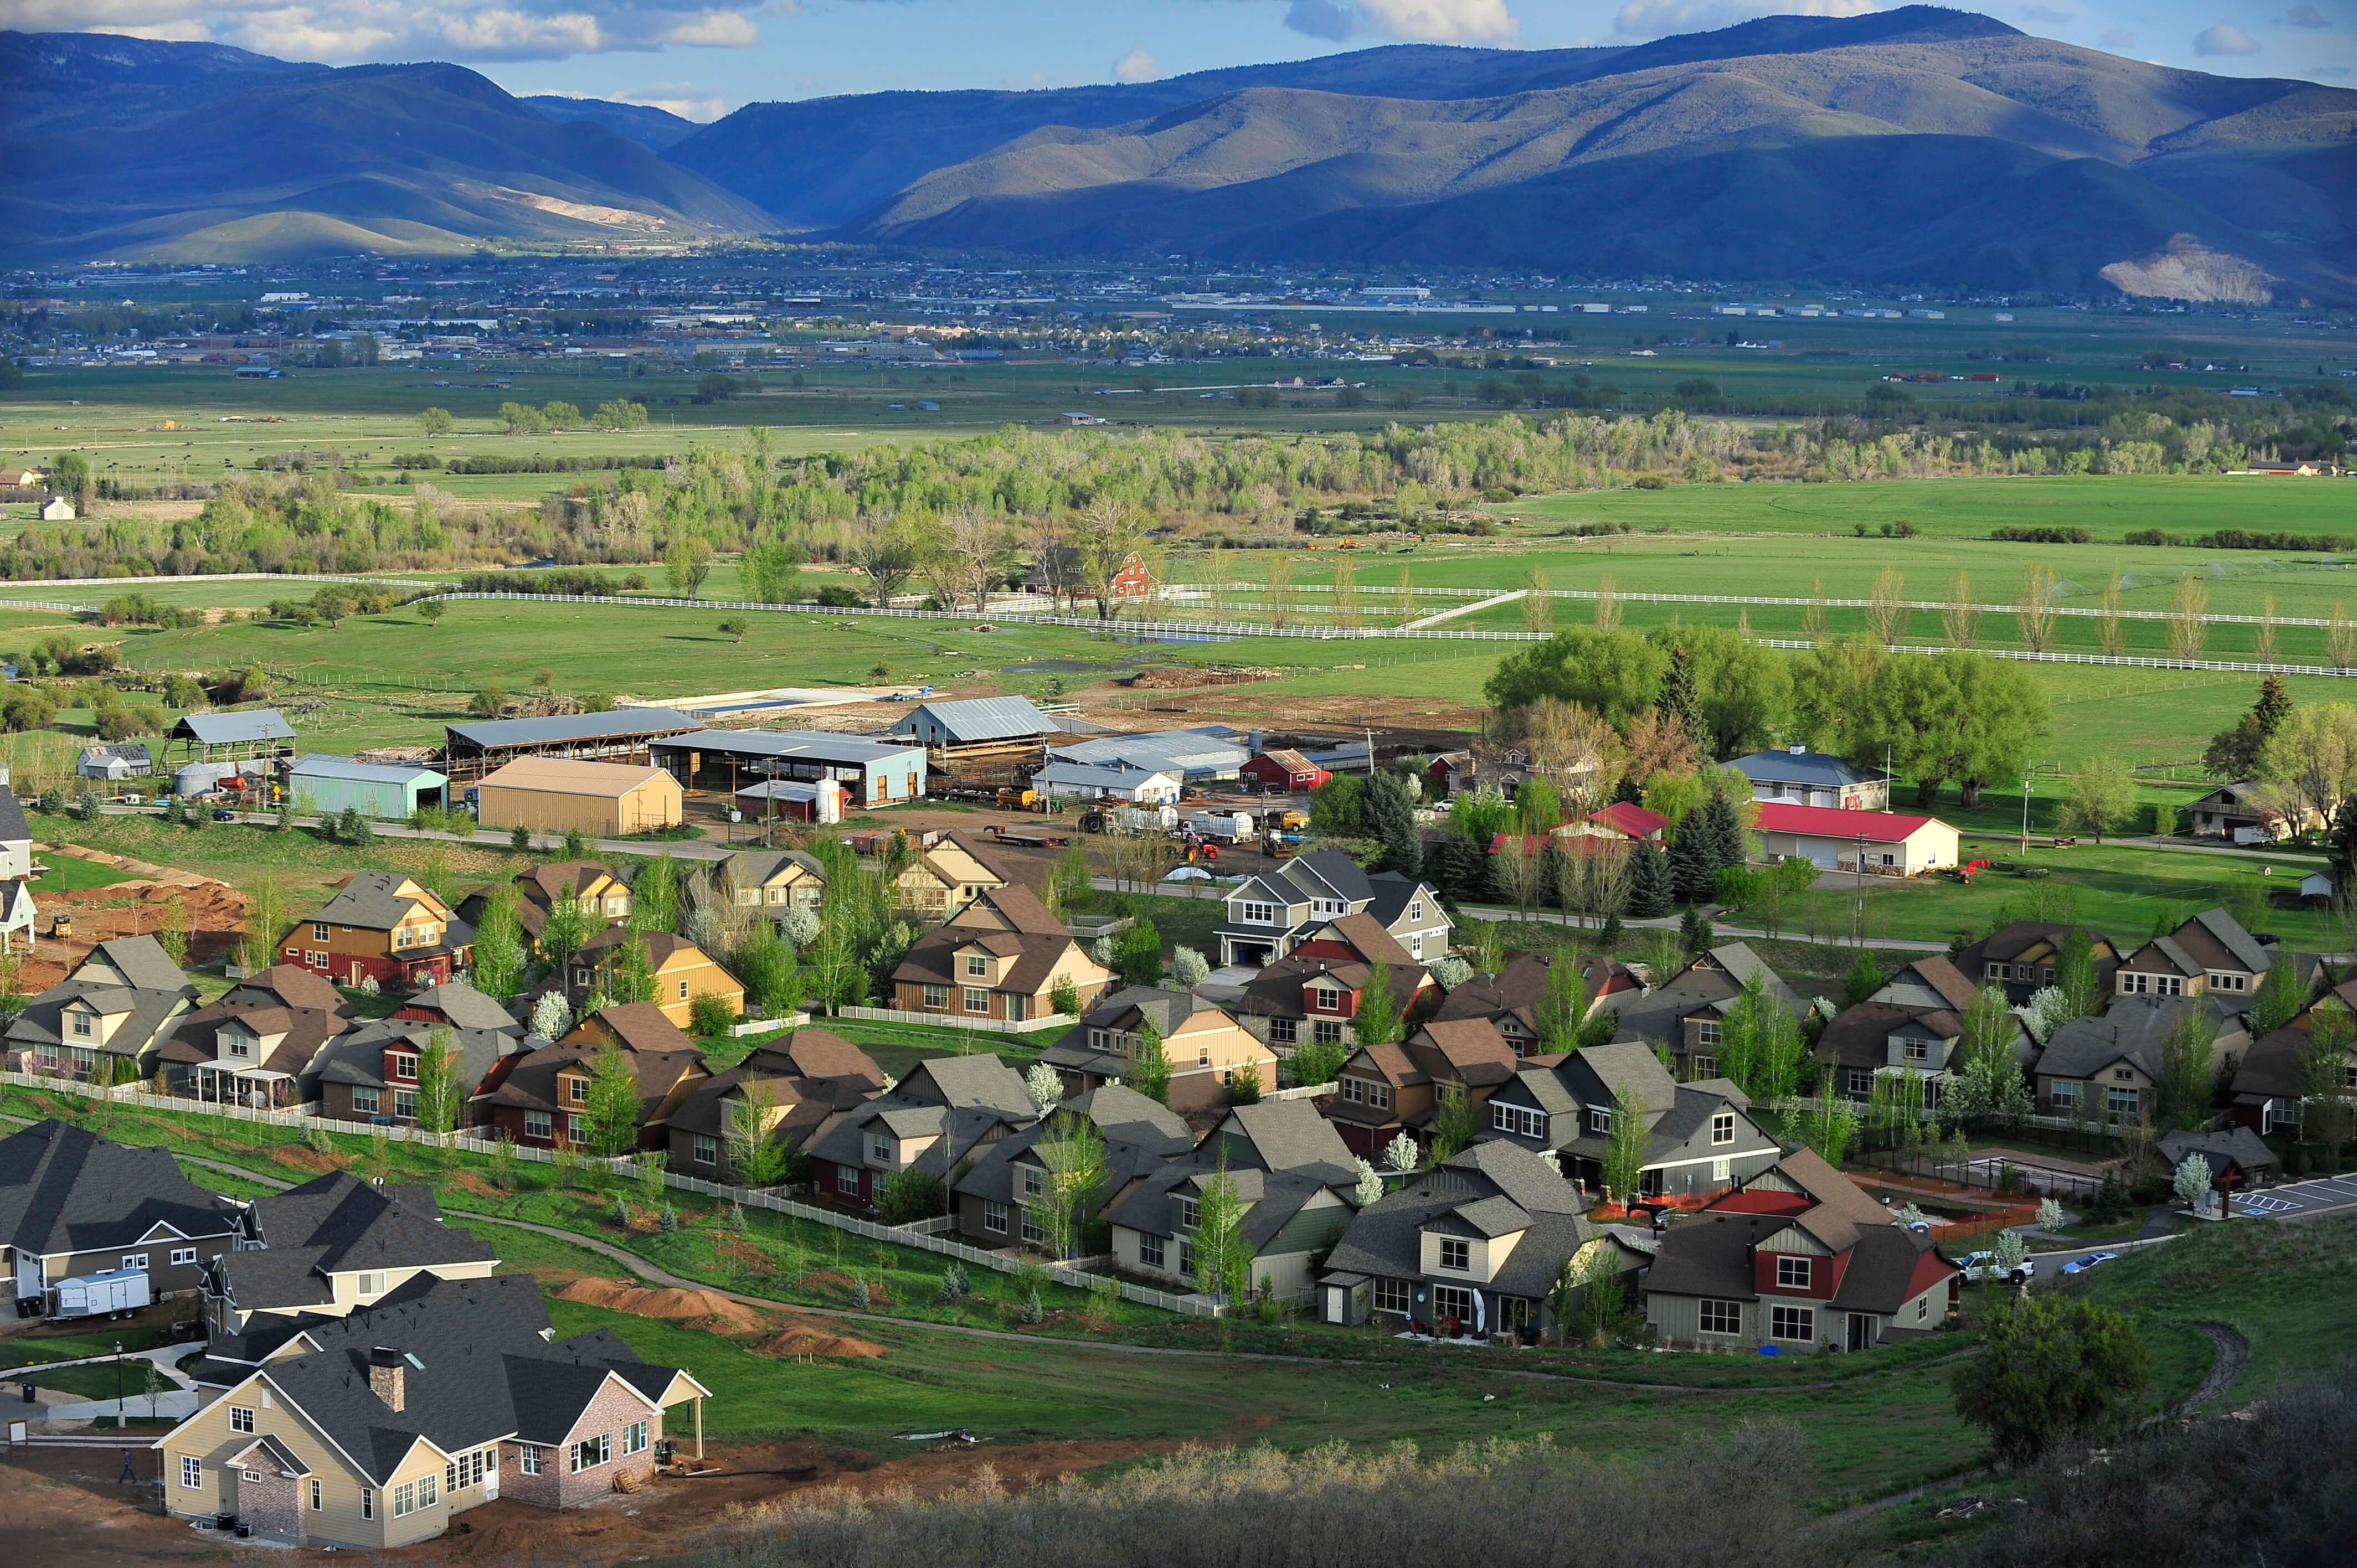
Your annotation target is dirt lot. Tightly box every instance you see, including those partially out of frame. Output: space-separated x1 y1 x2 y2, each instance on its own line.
0 1434 1180 1567
15 850 246 991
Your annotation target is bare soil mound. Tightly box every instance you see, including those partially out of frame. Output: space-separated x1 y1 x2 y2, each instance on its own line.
753 1325 886 1360
555 1277 767 1333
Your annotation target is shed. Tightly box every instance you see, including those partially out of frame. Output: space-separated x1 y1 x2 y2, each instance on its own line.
40 497 76 522
286 754 448 818
650 728 925 808
883 695 1056 750
1751 803 1959 876
475 757 683 836
1238 748 1331 793
735 778 842 824
441 706 697 781
1035 761 1180 804
2301 870 2335 902
167 707 296 761
77 744 152 781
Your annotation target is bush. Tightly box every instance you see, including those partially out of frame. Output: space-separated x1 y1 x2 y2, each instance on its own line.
877 1168 946 1226
936 1262 971 1303
814 585 865 608
688 992 739 1037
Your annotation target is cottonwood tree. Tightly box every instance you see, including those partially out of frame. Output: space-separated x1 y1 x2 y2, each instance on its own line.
1601 1084 1650 1206
1483 628 1667 729
1952 1292 2153 1466
2170 572 2209 661
583 1040 643 1159
1188 1155 1252 1306
1865 564 1908 646
664 535 715 600
470 884 526 1002
2016 563 2060 652
2154 1005 2220 1131
1352 961 1402 1049
1792 1079 1861 1164
2059 756 2137 843
850 511 918 605
1944 984 2031 1128
2258 702 2357 831
1035 1112 1110 1259
728 1077 792 1187
413 1026 464 1142
1077 496 1150 621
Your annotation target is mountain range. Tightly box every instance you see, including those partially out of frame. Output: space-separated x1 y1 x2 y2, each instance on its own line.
4 10 2352 301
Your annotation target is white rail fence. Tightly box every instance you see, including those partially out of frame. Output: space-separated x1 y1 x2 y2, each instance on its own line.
0 1069 1217 1317
831 1004 1069 1035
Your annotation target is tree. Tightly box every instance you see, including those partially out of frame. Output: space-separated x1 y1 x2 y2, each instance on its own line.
1382 1130 1420 1173
594 398 649 431
733 925 801 1019
1351 1157 1387 1208
1127 1018 1171 1104
2205 676 2293 781
1484 628 1667 729
664 535 715 600
529 990 573 1042
538 895 593 973
156 895 189 966
608 936 659 1006
718 616 750 644
1515 774 1562 835
2053 926 2101 1022
742 536 804 605
2154 1004 2220 1132
1051 975 1082 1017
1601 1084 1649 1207
413 1025 464 1139
582 1039 642 1158
1654 639 1704 755
851 512 918 606
1430 1088 1476 1161
470 884 526 1002
2248 956 2304 1036
1849 652 2049 808
2297 1004 2355 1158
728 1077 793 1187
1114 917 1163 985
1025 1061 1064 1116
1625 838 1672 918
1951 1292 2154 1466
1667 804 1723 905
1350 961 1404 1051
2257 702 2357 832
1842 950 1886 1008
877 1169 946 1225
1792 1079 1861 1165
1034 1112 1110 1259
2172 1152 2213 1212
2058 756 2137 843
1189 1154 1252 1306
1171 946 1210 989
418 406 454 436
1365 770 1421 876
630 854 681 935
1946 984 2030 1127
1075 496 1151 621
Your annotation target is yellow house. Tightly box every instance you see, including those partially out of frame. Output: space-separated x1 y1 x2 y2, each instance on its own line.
568 929 746 1028
890 837 1007 920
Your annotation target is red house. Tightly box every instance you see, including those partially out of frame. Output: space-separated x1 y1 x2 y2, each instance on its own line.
1583 802 1669 843
1239 748 1331 793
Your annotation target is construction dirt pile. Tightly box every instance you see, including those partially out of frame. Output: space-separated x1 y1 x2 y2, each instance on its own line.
752 1325 887 1360
555 1277 769 1334
17 861 247 991
1125 664 1279 689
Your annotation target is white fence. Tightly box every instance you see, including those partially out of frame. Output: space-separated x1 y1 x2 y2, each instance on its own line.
830 1005 1071 1035
0 1069 1216 1317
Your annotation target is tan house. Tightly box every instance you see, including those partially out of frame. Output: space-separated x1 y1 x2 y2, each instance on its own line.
471 1005 707 1151
889 884 1110 1024
2035 994 2248 1122
712 848 826 932
1319 1016 1521 1159
661 1030 886 1179
204 1172 496 1335
889 836 1007 920
474 759 683 837
1039 986 1277 1112
3 935 198 1081
162 1275 708 1549
457 862 634 954
568 927 745 1029
2114 907 2277 1008
280 873 472 993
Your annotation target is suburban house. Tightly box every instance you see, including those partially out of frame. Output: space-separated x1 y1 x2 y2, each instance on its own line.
1599 942 1804 1081
470 1007 708 1152
1476 1043 1779 1203
1812 955 2032 1105
472 757 683 837
711 849 826 932
2183 782 2320 843
2227 983 2357 1134
204 1172 496 1335
1576 801 1669 844
1751 802 1959 875
2035 995 2250 1122
1238 749 1330 793
458 862 632 955
1952 921 2119 1005
1728 746 1892 811
155 964 357 1107
307 1010 532 1127
805 1055 1038 1211
1644 1149 1959 1353
281 873 474 993
1427 949 1645 1058
158 1273 709 1549
1213 852 1450 968
1039 986 1277 1113
0 782 33 878
2114 907 2278 1008
953 1085 1194 1255
889 884 1110 1024
0 878 36 953
888 836 1009 919
1318 1017 1520 1159
4 935 197 1082
660 1029 886 1180
1319 1142 1625 1342
568 927 744 1029
1232 926 1434 1059
1104 1101 1363 1303
2 1120 238 1316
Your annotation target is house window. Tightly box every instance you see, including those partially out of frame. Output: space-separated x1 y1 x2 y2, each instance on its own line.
361 1487 373 1520
565 1077 587 1105
1177 1198 1201 1233
1491 1103 1545 1140
1986 962 2010 980
984 1201 1008 1235
964 955 989 978
1919 1296 1931 1322
1430 1284 1475 1325
1712 1156 1732 1183
2212 972 2247 993
872 1136 893 1163
567 1115 585 1143
1696 1020 1720 1046
121 1252 148 1270
170 1247 196 1266
358 1272 384 1296
1410 899 1425 922
1140 1234 1165 1270
1270 1018 1297 1045
525 1110 552 1139
1775 1256 1810 1290
571 1435 610 1473
521 1446 543 1476
963 987 990 1014
1845 1069 1874 1097
1699 1299 1742 1336
1313 985 1342 1012
2107 1085 2140 1117
1313 1020 1344 1045
70 1014 92 1039
353 1087 380 1115
1711 1112 1735 1146
677 979 690 1001
1770 1304 1815 1343
693 1134 717 1166
394 1090 416 1120
392 1476 437 1518
1022 1212 1046 1247
923 985 949 1010
1587 1107 1611 1135
1241 902 1278 925
1373 1277 1412 1314
1438 1239 1470 1271
1690 1055 1716 1079
311 1478 322 1512
836 1164 863 1194
312 922 330 943
226 1036 250 1060
1022 1165 1044 1199
623 1421 647 1456
1902 1039 1929 1063
182 1457 202 1489
230 1406 255 1433
2048 1082 2079 1110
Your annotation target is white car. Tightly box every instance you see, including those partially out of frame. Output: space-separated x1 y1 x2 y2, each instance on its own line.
1956 1249 2036 1284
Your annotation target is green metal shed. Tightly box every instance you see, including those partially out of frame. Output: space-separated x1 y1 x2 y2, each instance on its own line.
285 755 448 818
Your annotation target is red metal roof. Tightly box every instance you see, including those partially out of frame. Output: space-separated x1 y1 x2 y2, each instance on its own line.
1752 802 1949 843
1588 801 1668 837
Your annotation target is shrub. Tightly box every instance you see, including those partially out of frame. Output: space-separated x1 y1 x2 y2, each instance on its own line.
688 991 739 1037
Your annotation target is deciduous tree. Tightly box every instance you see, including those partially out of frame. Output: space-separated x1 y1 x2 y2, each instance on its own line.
1951 1292 2154 1466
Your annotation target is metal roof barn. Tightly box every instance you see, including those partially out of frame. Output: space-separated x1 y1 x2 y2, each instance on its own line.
286 755 449 819
441 706 698 781
650 728 926 809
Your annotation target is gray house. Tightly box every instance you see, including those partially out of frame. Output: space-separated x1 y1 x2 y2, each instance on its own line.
1475 1043 1779 1203
3 1119 238 1314
1603 942 1806 1081
953 1085 1193 1255
1811 955 2032 1104
2035 995 2249 1122
1727 746 1891 811
1214 852 1448 968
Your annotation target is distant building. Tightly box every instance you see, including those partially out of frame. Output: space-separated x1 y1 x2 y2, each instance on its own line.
1728 746 1890 811
39 497 75 521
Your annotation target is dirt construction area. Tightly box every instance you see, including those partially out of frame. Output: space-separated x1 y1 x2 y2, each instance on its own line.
16 847 246 991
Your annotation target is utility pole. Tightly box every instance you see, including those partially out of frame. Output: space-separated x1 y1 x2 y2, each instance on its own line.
2020 768 2032 855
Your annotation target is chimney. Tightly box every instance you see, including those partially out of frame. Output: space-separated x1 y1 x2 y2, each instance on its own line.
1788 744 1805 756
367 1347 405 1412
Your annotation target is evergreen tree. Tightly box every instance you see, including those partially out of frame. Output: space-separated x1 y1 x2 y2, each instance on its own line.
1668 811 1720 904
582 1040 643 1157
1127 1019 1172 1105
1656 641 1704 756
1366 771 1423 876
1625 838 1673 917
1352 961 1402 1048
1697 789 1746 877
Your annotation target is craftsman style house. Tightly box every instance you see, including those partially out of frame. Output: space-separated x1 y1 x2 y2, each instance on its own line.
204 1172 496 1335
806 1055 1039 1211
457 862 631 954
3 1120 239 1316
2036 995 2251 1123
1427 948 1644 1058
889 884 1110 1024
660 1029 886 1179
889 836 1007 920
712 848 827 930
1600 942 1805 1081
156 965 357 1108
1952 921 2119 1006
1319 1142 1629 1342
1214 852 1450 968
283 873 474 993
1039 987 1277 1112
568 927 745 1029
1318 1017 1520 1159
1644 1149 1959 1352
1476 1043 1779 1203
1812 956 2034 1105
953 1085 1194 1255
159 1273 709 1549
1232 914 1435 1056
2229 980 2357 1134
2114 907 2276 1009
4 936 198 1082
470 1006 707 1152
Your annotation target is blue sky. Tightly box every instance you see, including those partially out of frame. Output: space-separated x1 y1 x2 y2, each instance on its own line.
25 1 2355 118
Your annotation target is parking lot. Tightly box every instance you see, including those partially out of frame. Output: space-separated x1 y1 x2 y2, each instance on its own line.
2227 1174 2357 1216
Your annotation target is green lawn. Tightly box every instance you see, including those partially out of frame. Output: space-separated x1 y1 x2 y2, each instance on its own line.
0 1324 173 1371
28 854 138 892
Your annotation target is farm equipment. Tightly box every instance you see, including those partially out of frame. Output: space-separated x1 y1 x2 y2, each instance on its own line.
1944 859 1993 884
48 914 71 940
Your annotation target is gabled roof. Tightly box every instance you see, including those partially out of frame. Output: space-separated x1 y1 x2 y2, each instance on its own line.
1586 801 1668 838
218 1172 492 1309
477 757 674 799
0 1120 232 1258
287 754 445 787
2037 995 2214 1081
446 708 694 749
1211 1098 1357 1183
311 872 444 932
1322 1142 1592 1298
578 1002 698 1055
1407 1018 1520 1087
169 708 296 745
400 981 519 1034
1751 802 1948 843
1275 850 1375 907
1728 748 1884 788
0 785 27 844
1567 1042 1678 1117
954 1086 1191 1206
885 695 1055 744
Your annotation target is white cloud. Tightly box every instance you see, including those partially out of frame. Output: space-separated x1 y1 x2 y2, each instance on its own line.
2 0 765 63
1612 0 1876 44
1111 45 1157 82
2278 5 2330 28
1279 0 1517 45
665 8 754 45
2193 23 2258 55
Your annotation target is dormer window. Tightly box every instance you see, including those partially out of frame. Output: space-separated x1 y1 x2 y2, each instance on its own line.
1438 1239 1469 1271
1775 1256 1810 1290
227 1035 250 1060
390 1054 418 1081
70 1013 92 1038
1902 1038 1929 1063
1588 1107 1612 1134
964 954 989 978
1314 984 1342 1012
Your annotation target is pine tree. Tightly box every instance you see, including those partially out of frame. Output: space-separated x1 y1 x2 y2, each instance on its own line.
1698 790 1746 878
1668 811 1719 905
1656 641 1704 756
1626 838 1673 917
1366 771 1422 877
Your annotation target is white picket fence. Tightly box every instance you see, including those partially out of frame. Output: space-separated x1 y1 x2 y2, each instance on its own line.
0 1069 1217 1317
831 1004 1069 1035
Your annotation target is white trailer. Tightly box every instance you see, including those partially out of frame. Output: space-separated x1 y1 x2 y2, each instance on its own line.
1182 811 1254 844
1114 804 1179 834
50 1265 150 1320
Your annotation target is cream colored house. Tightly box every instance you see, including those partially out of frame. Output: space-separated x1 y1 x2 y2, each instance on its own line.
890 837 1006 919
205 1172 497 1335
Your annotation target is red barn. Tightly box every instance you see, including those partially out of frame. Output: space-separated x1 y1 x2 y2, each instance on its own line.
1239 748 1330 792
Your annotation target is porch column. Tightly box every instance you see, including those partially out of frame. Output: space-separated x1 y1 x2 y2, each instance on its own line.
694 1396 703 1461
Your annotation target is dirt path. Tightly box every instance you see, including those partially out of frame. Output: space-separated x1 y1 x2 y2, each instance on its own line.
2182 1323 2250 1413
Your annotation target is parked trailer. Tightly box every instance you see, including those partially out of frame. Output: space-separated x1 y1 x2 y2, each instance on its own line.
50 1265 150 1320
1181 811 1255 844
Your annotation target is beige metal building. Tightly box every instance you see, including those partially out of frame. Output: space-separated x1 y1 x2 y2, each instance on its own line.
474 758 683 835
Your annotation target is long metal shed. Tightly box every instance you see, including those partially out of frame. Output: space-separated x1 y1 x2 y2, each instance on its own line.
649 728 925 808
167 707 297 762
285 755 449 818
440 706 697 781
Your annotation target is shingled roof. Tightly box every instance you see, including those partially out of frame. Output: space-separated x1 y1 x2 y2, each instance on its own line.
0 1120 233 1258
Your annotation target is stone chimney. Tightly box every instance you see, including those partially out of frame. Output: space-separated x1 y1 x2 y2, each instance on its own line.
367 1347 405 1412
